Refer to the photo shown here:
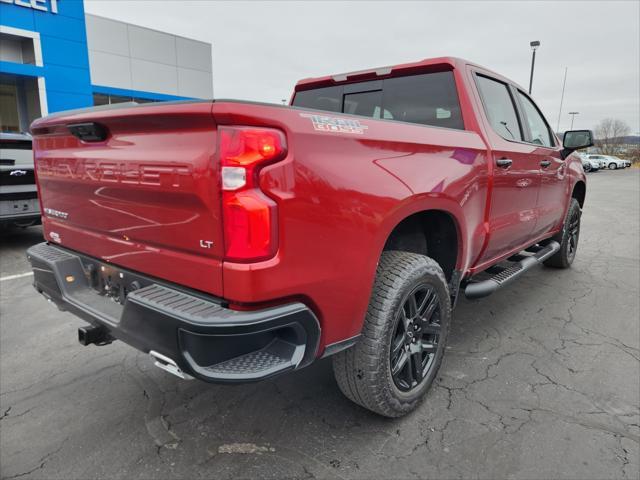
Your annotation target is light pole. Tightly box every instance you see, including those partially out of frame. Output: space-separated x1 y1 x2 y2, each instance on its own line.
528 40 540 95
568 111 579 130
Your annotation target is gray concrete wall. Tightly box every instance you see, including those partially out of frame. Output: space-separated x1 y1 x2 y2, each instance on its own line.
85 14 213 98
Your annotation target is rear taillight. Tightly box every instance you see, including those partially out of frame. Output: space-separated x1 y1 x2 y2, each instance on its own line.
219 126 287 262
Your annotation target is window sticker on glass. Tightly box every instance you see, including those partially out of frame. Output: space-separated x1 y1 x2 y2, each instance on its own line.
436 108 451 119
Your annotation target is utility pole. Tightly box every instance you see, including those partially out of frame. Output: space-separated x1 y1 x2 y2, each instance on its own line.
529 40 540 94
568 111 579 130
556 67 568 132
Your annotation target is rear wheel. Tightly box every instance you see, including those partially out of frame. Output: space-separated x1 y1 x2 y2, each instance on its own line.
332 251 450 417
544 198 581 268
609 163 617 170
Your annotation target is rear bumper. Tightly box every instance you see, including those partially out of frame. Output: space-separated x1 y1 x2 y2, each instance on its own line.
0 193 40 226
27 242 320 383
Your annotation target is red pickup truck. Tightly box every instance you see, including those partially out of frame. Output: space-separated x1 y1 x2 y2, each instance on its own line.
27 57 592 417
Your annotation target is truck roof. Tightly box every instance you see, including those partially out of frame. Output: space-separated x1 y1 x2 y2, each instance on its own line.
294 56 525 93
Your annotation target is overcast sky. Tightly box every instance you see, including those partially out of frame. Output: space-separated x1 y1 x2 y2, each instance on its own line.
84 0 640 133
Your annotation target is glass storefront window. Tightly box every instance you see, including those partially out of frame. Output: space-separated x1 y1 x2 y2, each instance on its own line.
0 82 20 133
93 93 159 106
0 74 42 133
93 93 109 106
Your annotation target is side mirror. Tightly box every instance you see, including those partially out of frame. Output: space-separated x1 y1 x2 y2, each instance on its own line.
562 130 594 159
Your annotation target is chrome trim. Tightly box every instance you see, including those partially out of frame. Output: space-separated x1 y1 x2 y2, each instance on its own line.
150 350 193 380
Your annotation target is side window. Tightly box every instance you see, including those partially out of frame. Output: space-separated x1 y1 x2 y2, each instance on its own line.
517 91 554 147
381 72 464 129
475 75 523 141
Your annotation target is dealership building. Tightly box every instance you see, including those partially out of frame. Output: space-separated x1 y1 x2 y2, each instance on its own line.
0 0 213 133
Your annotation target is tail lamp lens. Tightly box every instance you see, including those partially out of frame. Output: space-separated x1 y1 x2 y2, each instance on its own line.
218 126 287 261
219 127 286 171
223 190 277 261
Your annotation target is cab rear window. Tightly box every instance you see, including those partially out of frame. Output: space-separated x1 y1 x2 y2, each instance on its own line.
293 71 464 130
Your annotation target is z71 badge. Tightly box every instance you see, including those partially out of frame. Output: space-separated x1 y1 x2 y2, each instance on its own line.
300 114 368 134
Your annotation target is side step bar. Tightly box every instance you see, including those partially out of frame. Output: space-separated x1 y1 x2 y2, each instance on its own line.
464 241 560 299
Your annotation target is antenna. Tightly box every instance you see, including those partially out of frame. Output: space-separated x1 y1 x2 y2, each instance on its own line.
556 67 568 132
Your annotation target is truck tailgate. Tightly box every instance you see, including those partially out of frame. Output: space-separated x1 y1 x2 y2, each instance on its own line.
31 101 224 296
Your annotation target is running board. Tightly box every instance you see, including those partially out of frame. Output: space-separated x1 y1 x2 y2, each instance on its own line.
464 241 560 300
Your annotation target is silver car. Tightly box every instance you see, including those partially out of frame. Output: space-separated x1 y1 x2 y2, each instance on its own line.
0 132 41 228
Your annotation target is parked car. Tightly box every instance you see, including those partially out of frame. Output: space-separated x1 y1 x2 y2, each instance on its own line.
578 154 599 172
588 154 626 170
607 156 629 168
0 132 41 228
26 57 591 417
584 154 605 169
613 156 631 168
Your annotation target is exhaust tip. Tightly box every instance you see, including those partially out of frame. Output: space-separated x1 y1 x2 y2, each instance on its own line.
149 350 193 380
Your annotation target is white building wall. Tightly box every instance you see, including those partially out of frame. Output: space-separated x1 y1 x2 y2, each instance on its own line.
85 14 213 98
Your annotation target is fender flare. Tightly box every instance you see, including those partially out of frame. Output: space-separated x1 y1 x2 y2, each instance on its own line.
374 193 468 271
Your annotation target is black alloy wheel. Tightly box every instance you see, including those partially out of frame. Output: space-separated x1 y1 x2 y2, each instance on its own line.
544 198 581 268
566 205 581 263
390 284 441 392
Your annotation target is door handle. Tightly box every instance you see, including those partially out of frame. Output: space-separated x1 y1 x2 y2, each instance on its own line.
496 158 513 168
540 160 551 168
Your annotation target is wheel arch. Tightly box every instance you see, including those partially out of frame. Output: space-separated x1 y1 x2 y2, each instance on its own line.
572 180 586 208
381 208 462 283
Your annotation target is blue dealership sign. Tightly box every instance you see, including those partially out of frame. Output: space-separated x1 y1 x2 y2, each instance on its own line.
0 0 93 113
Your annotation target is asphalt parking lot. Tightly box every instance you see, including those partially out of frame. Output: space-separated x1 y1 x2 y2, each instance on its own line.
1 169 639 480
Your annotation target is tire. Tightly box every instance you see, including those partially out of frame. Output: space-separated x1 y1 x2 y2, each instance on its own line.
332 251 451 417
584 164 591 173
544 198 581 268
609 163 617 170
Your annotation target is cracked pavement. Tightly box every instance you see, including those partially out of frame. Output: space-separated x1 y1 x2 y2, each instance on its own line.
1 169 639 479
